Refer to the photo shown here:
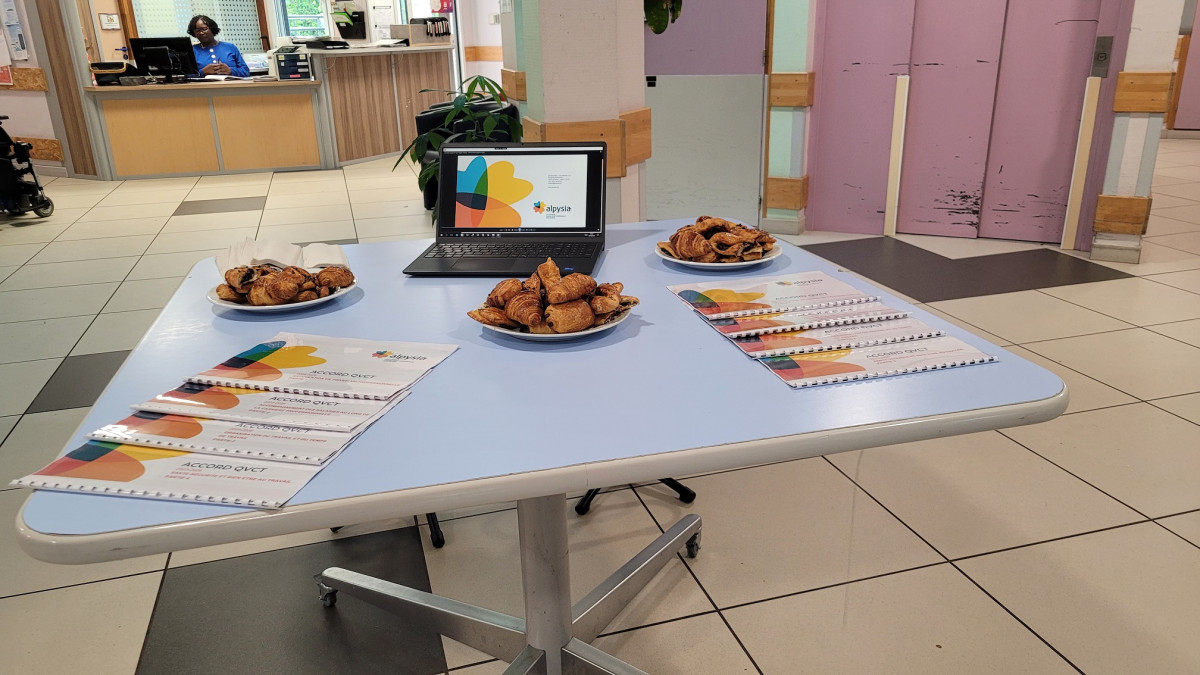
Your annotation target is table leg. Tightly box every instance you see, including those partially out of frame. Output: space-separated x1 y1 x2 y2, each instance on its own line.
518 494 574 675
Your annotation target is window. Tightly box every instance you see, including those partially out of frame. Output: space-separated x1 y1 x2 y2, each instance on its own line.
277 0 328 38
130 0 264 54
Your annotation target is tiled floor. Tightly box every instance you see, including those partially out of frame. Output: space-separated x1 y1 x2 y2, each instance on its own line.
3 141 1200 673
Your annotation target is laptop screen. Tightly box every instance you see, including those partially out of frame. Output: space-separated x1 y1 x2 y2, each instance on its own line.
436 143 606 239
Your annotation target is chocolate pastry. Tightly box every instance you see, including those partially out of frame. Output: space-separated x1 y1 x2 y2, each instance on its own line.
656 241 679 259
544 299 594 333
223 266 260 294
505 290 545 326
216 284 246 303
317 266 355 288
486 278 524 308
545 273 597 304
528 322 556 334
590 283 622 314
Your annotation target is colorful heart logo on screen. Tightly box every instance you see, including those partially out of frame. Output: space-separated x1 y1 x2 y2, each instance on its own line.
455 157 534 227
533 201 545 213
199 340 326 382
35 441 184 482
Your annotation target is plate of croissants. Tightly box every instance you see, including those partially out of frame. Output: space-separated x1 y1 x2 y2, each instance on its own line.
467 257 639 341
656 216 780 269
208 265 357 312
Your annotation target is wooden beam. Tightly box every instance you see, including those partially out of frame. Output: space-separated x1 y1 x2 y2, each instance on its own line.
1168 35 1190 130
521 116 626 177
35 0 96 174
1177 35 1185 61
1112 71 1173 113
464 46 503 62
764 175 808 210
500 68 527 101
769 72 814 107
1093 194 1151 235
620 107 651 165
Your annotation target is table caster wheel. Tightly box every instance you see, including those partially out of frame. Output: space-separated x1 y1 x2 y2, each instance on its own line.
574 502 590 516
430 529 445 548
685 532 701 559
316 579 337 607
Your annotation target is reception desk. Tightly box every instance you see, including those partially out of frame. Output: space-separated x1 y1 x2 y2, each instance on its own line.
82 45 453 179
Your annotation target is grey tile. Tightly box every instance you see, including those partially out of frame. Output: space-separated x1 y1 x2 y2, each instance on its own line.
0 359 61 416
139 527 446 674
0 316 94 364
172 196 267 216
0 407 91 487
25 351 129 414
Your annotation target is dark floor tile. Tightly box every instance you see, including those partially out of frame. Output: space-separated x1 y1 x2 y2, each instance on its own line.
173 196 267 216
138 527 446 675
802 237 1131 302
25 351 129 414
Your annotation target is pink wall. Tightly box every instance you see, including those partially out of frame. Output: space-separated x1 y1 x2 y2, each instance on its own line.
644 1 767 76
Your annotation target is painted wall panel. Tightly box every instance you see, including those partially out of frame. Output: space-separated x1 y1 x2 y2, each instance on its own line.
772 0 810 71
644 2 767 75
645 75 765 227
896 0 1004 238
1172 3 1200 128
807 0 915 233
978 0 1099 243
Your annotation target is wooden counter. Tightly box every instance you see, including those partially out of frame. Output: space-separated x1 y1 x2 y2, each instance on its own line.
85 80 323 177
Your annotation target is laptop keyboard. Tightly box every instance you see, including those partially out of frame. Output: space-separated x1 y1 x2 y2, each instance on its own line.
424 242 599 259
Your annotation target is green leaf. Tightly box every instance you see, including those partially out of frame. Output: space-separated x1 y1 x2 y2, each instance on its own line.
482 115 498 137
645 0 668 33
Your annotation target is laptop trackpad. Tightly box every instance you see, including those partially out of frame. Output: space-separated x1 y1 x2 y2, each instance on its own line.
451 258 522 273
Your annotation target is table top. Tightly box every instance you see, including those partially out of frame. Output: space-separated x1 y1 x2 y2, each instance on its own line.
18 220 1067 562
84 79 322 94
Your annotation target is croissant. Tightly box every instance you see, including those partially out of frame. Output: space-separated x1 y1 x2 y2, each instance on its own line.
528 322 556 334
672 229 714 260
468 306 520 328
656 241 679 259
590 283 622 314
486 278 525 308
224 266 259 294
695 217 736 237
295 290 319 302
317 267 355 288
216 284 246 303
544 299 594 333
709 232 745 257
545 273 597 304
505 290 545 326
247 274 299 306
537 257 561 285
279 266 310 283
523 271 543 294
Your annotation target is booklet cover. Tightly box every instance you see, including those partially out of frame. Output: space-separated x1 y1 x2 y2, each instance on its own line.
188 333 458 400
760 336 997 388
668 271 877 319
732 317 944 358
708 301 909 338
135 382 405 431
88 411 367 465
10 441 322 509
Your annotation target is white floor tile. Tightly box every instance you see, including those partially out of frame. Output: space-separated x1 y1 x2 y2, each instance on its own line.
1151 180 1200 202
1147 318 1200 348
184 184 270 201
1041 276 1200 326
959 523 1200 674
259 203 351 226
161 210 262 233
0 407 91 487
0 317 94 363
777 231 878 246
70 309 160 355
350 199 427 220
592 613 758 675
915 304 1013 346
127 250 220 280
0 219 73 245
1149 230 1200 255
0 243 45 267
0 283 117 323
111 176 198 192
1148 212 1200 236
257 221 356 244
0 257 139 292
102 277 183 313
269 169 346 184
54 216 168 241
96 188 190 207
1085 239 1200 275
726 564 1075 675
345 175 424 192
0 415 15 444
1149 192 1197 210
38 192 106 209
0 572 161 674
0 359 61 416
28 235 154 264
358 233 433 243
1003 403 1200 517
76 202 178 223
1151 164 1200 181
195 172 273 187
353 214 433 239
1151 173 1194 187
1158 511 1200 547
1151 392 1200 425
42 177 120 193
264 191 349 209
0 265 14 283
167 517 415 567
1148 268 1200 293
348 186 426 204
1024 328 1200 400
146 227 257 255
266 180 348 196
929 290 1132 344
894 233 1045 259
1002 345 1137 414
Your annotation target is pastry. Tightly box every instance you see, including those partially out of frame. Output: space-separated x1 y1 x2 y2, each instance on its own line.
216 284 245 303
486 278 525 308
505 290 545 326
247 274 299 306
523 271 543 294
295 290 319 303
671 228 714 260
468 306 520 328
544 299 594 333
545 273 597 304
656 241 678 258
536 257 561 286
660 218 777 262
589 283 622 314
316 266 355 288
528 322 556 334
224 266 259 294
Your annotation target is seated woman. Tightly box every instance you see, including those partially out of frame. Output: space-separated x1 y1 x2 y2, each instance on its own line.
188 15 249 77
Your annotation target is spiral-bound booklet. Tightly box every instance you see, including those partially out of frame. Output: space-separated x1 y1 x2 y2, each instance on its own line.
668 271 876 319
187 333 458 400
134 383 405 431
760 336 997 388
732 316 944 358
87 411 370 465
709 301 909 338
10 441 321 509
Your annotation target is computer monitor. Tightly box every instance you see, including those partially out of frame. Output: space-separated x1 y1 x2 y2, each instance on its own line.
129 37 199 82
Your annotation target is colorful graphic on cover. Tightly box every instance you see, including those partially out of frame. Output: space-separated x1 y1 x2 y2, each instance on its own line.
153 382 266 410
34 441 184 482
674 287 772 315
455 154 588 228
198 340 326 382
761 349 865 382
108 411 204 438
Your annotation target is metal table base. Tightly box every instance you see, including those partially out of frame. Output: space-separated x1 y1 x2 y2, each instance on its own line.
316 494 702 675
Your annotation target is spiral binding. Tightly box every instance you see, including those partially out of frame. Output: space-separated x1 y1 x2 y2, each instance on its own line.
186 378 387 400
792 353 997 387
13 478 284 508
86 432 325 464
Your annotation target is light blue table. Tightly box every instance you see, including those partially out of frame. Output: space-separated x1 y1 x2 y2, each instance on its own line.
17 220 1067 674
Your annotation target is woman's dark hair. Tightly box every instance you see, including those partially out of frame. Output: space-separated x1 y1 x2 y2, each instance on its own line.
188 15 219 37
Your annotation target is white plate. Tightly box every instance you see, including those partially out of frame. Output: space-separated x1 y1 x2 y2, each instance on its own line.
655 245 782 269
480 308 633 342
206 283 357 312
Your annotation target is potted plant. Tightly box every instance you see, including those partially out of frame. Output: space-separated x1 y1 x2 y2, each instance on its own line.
397 75 522 218
645 0 682 33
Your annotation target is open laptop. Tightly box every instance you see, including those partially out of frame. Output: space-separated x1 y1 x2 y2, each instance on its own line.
403 142 607 276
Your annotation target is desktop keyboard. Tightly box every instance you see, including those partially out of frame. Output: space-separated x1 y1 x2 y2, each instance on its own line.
423 242 599 259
